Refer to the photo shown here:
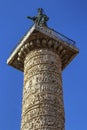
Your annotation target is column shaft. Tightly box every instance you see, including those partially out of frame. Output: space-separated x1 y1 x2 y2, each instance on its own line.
21 49 65 130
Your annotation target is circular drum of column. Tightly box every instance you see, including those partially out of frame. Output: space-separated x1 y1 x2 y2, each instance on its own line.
21 49 65 130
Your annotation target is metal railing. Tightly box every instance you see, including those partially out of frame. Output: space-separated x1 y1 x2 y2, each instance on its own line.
51 28 76 45
35 25 76 46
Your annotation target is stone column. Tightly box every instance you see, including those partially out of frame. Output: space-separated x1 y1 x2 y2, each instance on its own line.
21 48 65 130
7 25 79 130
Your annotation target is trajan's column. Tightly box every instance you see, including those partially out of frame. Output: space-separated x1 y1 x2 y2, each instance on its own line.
7 8 79 130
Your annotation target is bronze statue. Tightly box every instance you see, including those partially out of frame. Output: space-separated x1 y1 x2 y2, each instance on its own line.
27 8 49 26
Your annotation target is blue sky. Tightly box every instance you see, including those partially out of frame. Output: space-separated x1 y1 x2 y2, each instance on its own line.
0 0 87 130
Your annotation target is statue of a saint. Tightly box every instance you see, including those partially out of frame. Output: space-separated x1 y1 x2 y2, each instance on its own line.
27 8 49 26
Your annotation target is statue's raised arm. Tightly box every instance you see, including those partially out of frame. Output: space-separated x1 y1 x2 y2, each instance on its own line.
27 16 36 22
27 8 49 26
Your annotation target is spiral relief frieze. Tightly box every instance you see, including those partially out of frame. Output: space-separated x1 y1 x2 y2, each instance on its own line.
21 49 65 130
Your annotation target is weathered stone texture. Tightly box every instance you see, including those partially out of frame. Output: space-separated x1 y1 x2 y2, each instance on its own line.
21 49 65 130
7 24 79 130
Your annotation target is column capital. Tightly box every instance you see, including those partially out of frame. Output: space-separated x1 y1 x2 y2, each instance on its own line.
7 25 79 71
